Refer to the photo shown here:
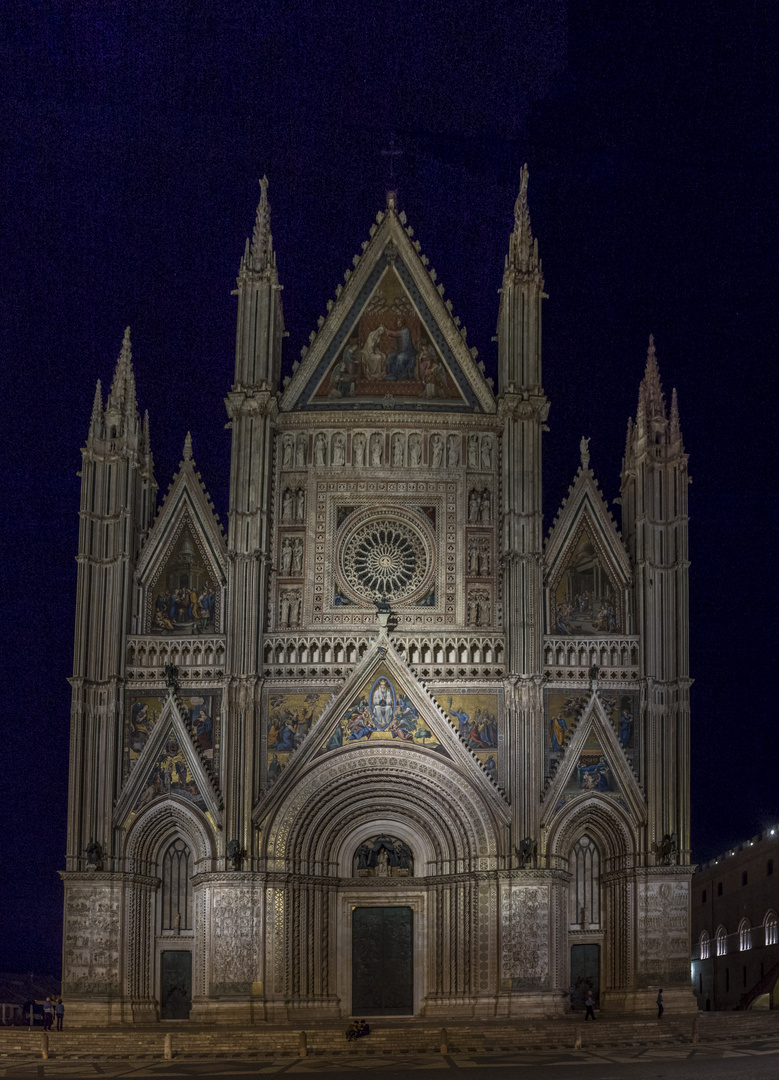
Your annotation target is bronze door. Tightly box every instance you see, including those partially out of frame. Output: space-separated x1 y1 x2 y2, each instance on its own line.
160 950 192 1019
352 906 413 1015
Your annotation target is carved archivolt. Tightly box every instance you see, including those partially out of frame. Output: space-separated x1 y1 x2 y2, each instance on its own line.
262 746 503 869
545 793 637 869
123 797 216 876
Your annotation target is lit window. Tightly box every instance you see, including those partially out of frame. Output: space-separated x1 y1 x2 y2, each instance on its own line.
739 920 752 951
699 931 710 960
716 927 727 956
161 838 192 931
765 912 778 947
570 835 601 928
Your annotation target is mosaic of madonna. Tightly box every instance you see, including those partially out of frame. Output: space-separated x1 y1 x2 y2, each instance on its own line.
552 530 620 635
265 690 331 785
312 266 463 405
150 526 218 634
123 690 221 781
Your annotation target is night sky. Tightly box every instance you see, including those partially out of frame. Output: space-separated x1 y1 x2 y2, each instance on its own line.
1 2 776 976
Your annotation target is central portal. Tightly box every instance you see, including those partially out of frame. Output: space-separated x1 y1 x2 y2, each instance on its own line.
352 906 413 1015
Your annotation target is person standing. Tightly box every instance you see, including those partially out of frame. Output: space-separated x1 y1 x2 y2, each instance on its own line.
657 988 664 1019
42 997 54 1031
584 989 597 1021
55 999 64 1031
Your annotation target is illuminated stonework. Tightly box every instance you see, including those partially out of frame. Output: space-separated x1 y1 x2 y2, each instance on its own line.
338 511 433 604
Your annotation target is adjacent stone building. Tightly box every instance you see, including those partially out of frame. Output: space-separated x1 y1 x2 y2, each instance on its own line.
691 830 779 1010
61 170 695 1023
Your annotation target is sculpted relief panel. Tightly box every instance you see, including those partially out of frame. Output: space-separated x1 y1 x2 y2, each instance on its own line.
501 885 550 989
63 885 121 994
637 879 690 983
210 887 261 995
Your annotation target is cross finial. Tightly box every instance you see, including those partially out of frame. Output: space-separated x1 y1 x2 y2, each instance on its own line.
381 133 404 189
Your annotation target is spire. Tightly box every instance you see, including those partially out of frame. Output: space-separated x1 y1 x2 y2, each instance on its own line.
250 175 273 271
88 378 103 439
638 334 666 421
182 431 193 462
508 163 540 275
669 387 683 446
106 326 138 419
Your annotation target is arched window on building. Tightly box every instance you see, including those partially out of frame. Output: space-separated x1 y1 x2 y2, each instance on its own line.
764 911 778 947
570 835 601 928
716 925 727 956
161 838 193 931
739 919 752 951
699 930 710 960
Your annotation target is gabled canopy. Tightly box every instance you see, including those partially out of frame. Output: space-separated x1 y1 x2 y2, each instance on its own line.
280 196 495 414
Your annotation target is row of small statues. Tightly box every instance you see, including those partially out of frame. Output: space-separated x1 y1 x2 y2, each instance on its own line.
281 430 495 470
467 489 492 523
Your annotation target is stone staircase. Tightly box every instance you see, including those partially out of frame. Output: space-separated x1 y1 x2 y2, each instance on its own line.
0 1011 776 1060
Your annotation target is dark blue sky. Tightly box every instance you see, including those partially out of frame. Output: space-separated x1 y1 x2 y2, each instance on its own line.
0 1 776 974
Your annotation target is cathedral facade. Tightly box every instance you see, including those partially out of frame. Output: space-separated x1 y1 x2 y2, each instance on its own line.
61 171 695 1023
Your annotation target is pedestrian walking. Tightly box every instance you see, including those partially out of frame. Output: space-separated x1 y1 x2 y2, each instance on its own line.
657 988 664 1019
584 989 597 1021
55 999 64 1031
42 997 54 1031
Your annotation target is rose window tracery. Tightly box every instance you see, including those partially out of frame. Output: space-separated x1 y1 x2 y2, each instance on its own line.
337 510 434 604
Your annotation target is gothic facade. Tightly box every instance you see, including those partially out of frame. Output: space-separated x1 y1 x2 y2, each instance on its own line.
62 171 695 1023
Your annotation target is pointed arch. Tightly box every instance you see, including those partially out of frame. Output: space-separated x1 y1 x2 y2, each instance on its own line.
739 918 753 951
764 910 778 947
716 925 728 956
546 791 638 870
123 796 216 876
699 929 710 960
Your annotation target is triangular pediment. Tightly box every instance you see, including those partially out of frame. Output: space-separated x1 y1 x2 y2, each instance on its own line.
541 693 645 827
545 464 631 636
280 206 495 414
254 641 509 825
115 691 222 830
136 443 228 635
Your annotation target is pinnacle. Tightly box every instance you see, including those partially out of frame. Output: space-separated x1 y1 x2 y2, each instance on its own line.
508 163 540 275
639 333 665 420
250 175 273 270
107 326 138 419
91 379 103 422
182 431 193 462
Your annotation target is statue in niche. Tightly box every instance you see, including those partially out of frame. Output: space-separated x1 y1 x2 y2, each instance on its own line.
392 433 404 466
280 538 293 576
516 836 536 868
447 434 460 467
86 838 103 871
295 488 305 520
431 433 444 467
282 488 294 522
409 433 422 466
370 433 383 466
468 541 479 575
482 436 493 470
353 432 366 466
468 489 480 523
314 433 327 466
467 434 480 469
479 489 491 523
332 432 346 466
291 538 303 576
478 541 490 576
281 433 294 469
295 433 307 468
353 834 413 877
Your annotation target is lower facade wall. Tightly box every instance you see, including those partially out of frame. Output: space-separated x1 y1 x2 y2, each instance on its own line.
61 866 696 1023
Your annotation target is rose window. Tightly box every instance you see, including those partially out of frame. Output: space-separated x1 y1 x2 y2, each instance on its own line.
338 511 434 604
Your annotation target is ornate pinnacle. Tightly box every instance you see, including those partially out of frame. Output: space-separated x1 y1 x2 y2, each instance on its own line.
183 431 193 462
508 163 539 274
638 334 666 421
91 379 103 423
107 326 138 418
580 436 591 469
669 387 682 445
250 175 273 270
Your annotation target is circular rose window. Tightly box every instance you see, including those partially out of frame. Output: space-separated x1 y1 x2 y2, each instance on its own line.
337 509 434 604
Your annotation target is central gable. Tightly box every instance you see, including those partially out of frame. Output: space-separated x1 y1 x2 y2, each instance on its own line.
281 201 495 414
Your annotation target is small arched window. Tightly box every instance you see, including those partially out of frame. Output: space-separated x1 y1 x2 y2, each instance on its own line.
570 835 601 928
716 926 727 956
764 911 778 947
739 919 752 951
699 930 710 960
161 838 192 931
